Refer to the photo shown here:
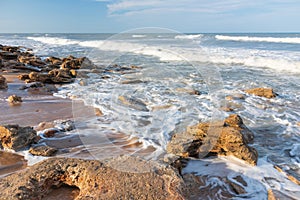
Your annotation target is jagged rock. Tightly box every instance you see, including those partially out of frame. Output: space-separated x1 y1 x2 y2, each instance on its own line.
94 108 103 116
0 157 186 200
45 56 62 65
0 52 18 60
167 114 258 165
29 144 57 156
0 75 8 89
18 56 45 67
48 68 74 83
1 45 20 53
7 95 23 104
49 68 72 78
18 74 30 81
0 125 37 151
245 88 277 98
61 57 86 69
28 72 52 83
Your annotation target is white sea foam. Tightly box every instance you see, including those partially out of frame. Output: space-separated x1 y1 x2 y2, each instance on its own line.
216 35 300 44
132 34 146 38
175 34 203 40
27 36 300 74
183 156 300 199
27 36 78 45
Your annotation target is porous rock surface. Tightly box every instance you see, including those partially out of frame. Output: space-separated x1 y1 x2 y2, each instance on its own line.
167 114 258 165
0 157 186 200
0 125 36 151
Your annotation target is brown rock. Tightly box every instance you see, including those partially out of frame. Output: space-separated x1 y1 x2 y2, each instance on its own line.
48 69 73 83
45 56 62 65
0 52 18 60
7 95 22 104
245 88 277 98
28 72 52 83
0 125 37 151
94 107 103 116
0 75 8 89
17 55 45 67
167 114 257 165
29 144 57 156
18 74 30 81
61 57 85 69
0 157 186 200
69 69 77 77
43 129 59 137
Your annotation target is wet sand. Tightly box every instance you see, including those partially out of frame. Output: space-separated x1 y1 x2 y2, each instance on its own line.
0 74 73 126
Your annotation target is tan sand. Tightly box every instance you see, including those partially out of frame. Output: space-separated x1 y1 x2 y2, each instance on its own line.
0 74 73 126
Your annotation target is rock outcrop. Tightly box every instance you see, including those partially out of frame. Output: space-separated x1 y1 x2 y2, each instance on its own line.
0 157 186 200
0 75 8 89
167 114 258 165
245 88 277 98
0 125 37 151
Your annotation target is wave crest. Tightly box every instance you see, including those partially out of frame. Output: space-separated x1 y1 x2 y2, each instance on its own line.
215 35 300 44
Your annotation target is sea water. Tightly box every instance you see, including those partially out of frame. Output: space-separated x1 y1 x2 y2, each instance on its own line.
0 32 300 199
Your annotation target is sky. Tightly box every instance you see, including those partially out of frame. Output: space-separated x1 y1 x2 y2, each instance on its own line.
0 0 300 33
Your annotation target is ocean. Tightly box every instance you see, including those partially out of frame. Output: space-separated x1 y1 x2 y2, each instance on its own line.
0 31 300 199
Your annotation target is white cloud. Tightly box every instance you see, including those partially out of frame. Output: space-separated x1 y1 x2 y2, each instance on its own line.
105 0 300 16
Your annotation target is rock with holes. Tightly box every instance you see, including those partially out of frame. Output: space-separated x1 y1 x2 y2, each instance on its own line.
167 114 258 165
0 125 37 151
0 156 187 200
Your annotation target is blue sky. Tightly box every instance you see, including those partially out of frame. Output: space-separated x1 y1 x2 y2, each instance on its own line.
0 0 300 33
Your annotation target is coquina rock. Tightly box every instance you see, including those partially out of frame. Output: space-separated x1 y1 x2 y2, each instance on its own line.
0 157 186 200
0 75 8 89
167 114 258 165
245 88 277 98
0 125 37 151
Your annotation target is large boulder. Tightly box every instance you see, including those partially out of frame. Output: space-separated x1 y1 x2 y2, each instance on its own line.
0 125 37 151
0 157 186 200
245 88 277 98
167 114 258 165
0 75 8 89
